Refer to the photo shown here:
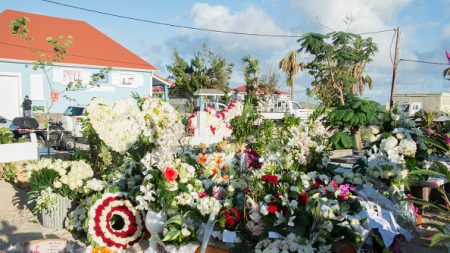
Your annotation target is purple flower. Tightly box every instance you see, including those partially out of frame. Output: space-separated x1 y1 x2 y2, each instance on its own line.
338 184 355 200
245 148 262 169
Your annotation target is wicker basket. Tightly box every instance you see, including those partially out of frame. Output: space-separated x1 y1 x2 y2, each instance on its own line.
38 195 73 228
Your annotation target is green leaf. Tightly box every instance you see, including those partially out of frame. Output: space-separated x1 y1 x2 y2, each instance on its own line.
408 169 445 178
164 215 183 226
430 233 450 247
162 228 181 242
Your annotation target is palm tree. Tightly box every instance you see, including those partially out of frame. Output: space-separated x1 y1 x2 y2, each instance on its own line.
279 51 303 100
242 55 260 104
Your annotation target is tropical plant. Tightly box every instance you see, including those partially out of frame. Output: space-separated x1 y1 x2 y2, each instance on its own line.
230 102 260 146
298 32 377 106
242 55 260 104
406 162 450 249
279 50 303 100
167 44 234 103
325 96 387 150
330 132 354 150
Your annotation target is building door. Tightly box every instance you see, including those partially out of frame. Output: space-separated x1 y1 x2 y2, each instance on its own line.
0 75 21 120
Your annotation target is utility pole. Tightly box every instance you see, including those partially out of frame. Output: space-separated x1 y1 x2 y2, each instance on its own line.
389 27 401 107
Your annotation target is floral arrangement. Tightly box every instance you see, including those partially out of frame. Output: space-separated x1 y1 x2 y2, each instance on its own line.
187 100 243 138
85 98 144 153
87 193 143 250
25 96 432 252
26 159 94 213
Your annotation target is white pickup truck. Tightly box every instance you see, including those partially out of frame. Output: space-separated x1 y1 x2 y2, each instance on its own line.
258 100 313 121
61 106 86 139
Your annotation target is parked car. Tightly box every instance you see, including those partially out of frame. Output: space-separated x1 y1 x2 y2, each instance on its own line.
0 115 16 130
258 100 314 121
61 106 86 139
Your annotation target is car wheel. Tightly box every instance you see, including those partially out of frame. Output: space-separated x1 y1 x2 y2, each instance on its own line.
62 138 76 151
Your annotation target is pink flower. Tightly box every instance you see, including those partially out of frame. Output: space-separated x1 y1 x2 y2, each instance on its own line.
212 187 223 200
445 133 450 145
423 129 435 134
164 167 178 183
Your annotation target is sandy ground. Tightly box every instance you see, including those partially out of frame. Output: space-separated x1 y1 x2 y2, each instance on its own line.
0 179 447 252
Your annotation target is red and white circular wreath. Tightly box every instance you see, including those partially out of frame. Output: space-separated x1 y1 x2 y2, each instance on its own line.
88 193 144 250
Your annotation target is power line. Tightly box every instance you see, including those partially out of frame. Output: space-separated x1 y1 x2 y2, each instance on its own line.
0 41 153 68
399 58 449 66
40 0 299 38
39 0 396 38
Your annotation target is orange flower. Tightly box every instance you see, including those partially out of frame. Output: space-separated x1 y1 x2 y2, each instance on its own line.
92 247 112 253
212 167 219 175
222 174 230 180
198 153 207 164
215 155 222 165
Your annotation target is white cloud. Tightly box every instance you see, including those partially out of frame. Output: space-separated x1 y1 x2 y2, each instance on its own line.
190 3 292 51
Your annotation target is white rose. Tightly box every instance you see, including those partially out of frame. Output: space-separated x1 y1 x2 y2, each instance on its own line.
181 228 191 237
260 204 269 215
227 185 235 193
395 133 405 140
53 181 62 188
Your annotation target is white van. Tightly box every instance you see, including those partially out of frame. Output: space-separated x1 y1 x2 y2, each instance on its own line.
61 106 86 139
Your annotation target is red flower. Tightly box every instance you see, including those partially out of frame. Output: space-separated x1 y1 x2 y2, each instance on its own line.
330 180 338 190
267 203 278 214
225 216 237 227
262 175 279 185
198 192 208 198
164 167 178 182
299 192 309 205
313 179 324 189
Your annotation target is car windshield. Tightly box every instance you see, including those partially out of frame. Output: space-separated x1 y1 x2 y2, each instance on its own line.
64 107 85 116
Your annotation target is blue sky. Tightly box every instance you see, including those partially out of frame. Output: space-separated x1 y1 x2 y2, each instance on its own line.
1 0 449 104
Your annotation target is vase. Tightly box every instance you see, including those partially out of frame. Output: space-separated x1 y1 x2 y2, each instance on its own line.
38 195 73 228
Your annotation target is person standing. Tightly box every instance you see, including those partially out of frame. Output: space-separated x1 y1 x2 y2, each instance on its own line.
22 95 32 117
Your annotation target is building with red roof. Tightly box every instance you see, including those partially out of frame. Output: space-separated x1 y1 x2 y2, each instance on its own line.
0 9 171 119
228 85 291 102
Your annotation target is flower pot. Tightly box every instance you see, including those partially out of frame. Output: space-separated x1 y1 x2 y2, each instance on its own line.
38 195 73 228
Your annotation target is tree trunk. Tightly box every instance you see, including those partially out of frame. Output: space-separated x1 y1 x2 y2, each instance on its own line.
338 88 345 106
352 128 363 151
290 80 294 101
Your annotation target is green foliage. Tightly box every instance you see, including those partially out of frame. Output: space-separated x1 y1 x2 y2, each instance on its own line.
242 55 260 104
0 128 14 144
1 163 16 182
9 17 31 40
326 96 387 131
29 168 59 192
405 162 450 249
32 105 45 112
230 102 260 145
330 132 354 150
252 119 276 155
298 31 378 106
167 44 233 99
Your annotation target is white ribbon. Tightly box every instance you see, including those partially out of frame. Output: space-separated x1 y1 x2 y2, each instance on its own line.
144 209 167 253
200 213 216 253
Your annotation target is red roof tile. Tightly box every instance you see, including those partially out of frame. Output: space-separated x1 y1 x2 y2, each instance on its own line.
0 9 156 71
230 85 290 95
